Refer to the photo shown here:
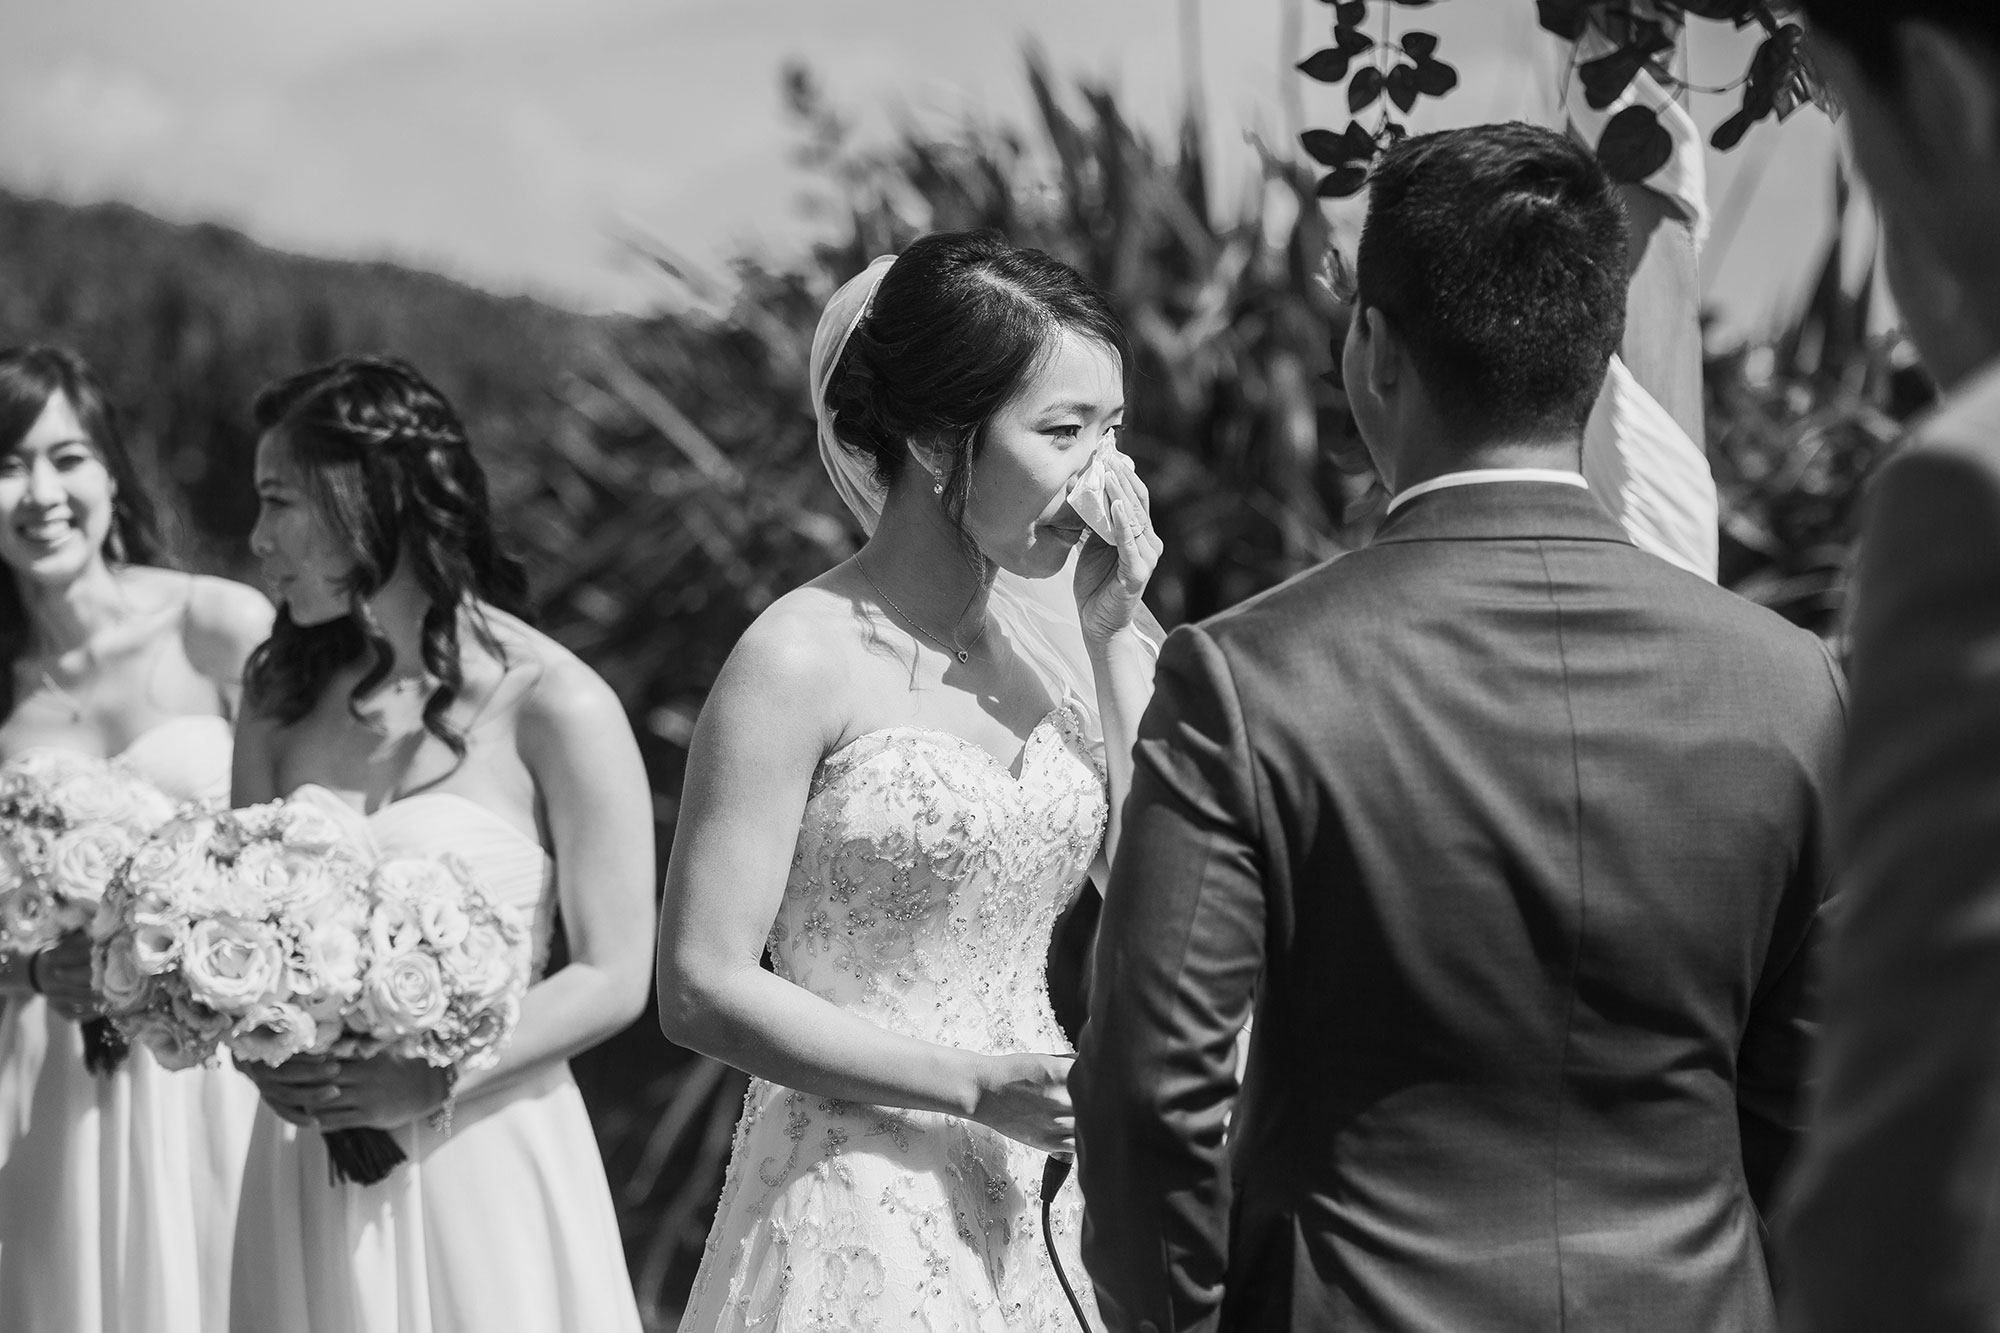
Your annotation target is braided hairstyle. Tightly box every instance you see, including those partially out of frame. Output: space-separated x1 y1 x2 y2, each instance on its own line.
0 345 164 723
242 356 529 754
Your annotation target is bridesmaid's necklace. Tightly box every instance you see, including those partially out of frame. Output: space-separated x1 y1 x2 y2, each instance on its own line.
35 643 100 723
855 553 984 664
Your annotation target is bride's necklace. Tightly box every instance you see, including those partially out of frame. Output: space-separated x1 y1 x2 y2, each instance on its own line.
855 553 985 664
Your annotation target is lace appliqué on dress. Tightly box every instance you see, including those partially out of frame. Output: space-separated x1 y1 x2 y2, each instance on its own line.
680 701 1106 1333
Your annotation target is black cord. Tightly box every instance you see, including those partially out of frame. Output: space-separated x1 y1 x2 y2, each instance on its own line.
1041 1154 1092 1331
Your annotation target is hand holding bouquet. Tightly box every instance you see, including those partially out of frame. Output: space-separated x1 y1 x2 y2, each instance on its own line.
95 795 531 1183
0 749 179 1073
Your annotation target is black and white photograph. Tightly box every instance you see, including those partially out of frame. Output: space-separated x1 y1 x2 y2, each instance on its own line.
0 1 1992 1329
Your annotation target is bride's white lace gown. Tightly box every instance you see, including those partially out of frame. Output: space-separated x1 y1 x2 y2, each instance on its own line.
681 699 1107 1333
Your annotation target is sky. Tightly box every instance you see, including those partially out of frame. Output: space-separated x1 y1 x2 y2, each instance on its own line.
0 0 1844 345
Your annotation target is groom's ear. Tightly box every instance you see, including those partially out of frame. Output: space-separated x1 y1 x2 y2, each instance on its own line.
1359 307 1404 404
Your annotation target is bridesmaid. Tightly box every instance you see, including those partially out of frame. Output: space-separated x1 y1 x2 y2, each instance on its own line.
227 355 650 1333
0 344 273 1333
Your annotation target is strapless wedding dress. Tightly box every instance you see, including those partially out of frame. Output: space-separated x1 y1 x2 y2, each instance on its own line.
228 784 641 1333
681 699 1108 1333
0 715 259 1333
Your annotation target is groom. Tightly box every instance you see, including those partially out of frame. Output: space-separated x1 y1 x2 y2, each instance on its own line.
1071 124 1846 1332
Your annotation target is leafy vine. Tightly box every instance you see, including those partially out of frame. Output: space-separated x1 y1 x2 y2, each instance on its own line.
1298 0 1832 197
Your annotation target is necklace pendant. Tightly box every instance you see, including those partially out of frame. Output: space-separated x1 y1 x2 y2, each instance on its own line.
954 649 969 663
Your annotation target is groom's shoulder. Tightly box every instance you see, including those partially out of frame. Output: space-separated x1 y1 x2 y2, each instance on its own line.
1194 546 1401 646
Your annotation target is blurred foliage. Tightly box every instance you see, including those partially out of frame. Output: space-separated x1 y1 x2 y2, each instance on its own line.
0 47 1915 1327
1706 172 1923 638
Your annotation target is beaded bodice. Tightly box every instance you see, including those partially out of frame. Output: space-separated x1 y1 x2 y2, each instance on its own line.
768 700 1106 1056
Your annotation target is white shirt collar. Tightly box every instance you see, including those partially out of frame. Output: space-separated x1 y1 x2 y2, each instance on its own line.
1385 467 1590 516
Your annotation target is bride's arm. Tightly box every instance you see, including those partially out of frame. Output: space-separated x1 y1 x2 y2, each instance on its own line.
1080 451 1164 867
449 654 656 1104
657 610 1072 1153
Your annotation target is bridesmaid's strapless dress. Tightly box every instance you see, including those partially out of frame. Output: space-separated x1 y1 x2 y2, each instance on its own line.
0 716 260 1333
227 784 642 1333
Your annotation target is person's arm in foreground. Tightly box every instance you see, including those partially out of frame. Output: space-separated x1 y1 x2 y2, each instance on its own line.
1781 443 2000 1332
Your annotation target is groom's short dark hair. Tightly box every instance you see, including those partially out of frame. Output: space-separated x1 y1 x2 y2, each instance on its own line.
1356 123 1627 438
1798 1 2000 85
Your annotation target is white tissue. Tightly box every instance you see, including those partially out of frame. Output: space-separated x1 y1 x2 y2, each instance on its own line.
1067 450 1119 542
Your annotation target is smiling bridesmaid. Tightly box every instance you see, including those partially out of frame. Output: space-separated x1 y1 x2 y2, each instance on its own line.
0 344 274 1333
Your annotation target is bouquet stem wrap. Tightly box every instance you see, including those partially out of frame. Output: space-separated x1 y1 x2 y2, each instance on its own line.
80 1016 128 1076
323 1127 406 1186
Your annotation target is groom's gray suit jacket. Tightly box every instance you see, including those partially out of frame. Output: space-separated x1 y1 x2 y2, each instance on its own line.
1073 481 1846 1333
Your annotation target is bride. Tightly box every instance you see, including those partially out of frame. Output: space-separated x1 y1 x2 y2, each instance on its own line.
660 229 1162 1330
225 355 650 1333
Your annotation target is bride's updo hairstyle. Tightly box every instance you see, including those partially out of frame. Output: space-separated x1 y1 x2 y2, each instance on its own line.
821 229 1129 561
243 355 529 754
0 344 163 719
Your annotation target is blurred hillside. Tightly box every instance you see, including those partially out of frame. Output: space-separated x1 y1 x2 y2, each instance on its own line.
0 189 587 575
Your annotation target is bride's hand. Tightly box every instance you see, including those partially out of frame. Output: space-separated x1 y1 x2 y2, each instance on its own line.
1074 452 1162 646
35 931 98 1023
969 1051 1076 1154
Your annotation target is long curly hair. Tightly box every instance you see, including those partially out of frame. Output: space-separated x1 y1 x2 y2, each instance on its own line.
242 356 530 755
0 344 165 722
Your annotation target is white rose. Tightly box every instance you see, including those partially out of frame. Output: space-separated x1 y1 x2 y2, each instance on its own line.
357 949 449 1038
48 824 135 907
230 1001 319 1066
0 885 62 955
123 823 209 897
95 931 156 1012
181 918 287 1015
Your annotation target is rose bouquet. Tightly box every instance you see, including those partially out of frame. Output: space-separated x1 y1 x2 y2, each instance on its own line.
94 796 531 1183
0 749 179 1073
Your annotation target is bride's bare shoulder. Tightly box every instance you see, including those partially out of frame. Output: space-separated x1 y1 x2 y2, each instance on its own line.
727 579 866 690
698 575 881 752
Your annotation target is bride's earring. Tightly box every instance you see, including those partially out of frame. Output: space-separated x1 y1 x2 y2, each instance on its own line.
932 475 944 496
